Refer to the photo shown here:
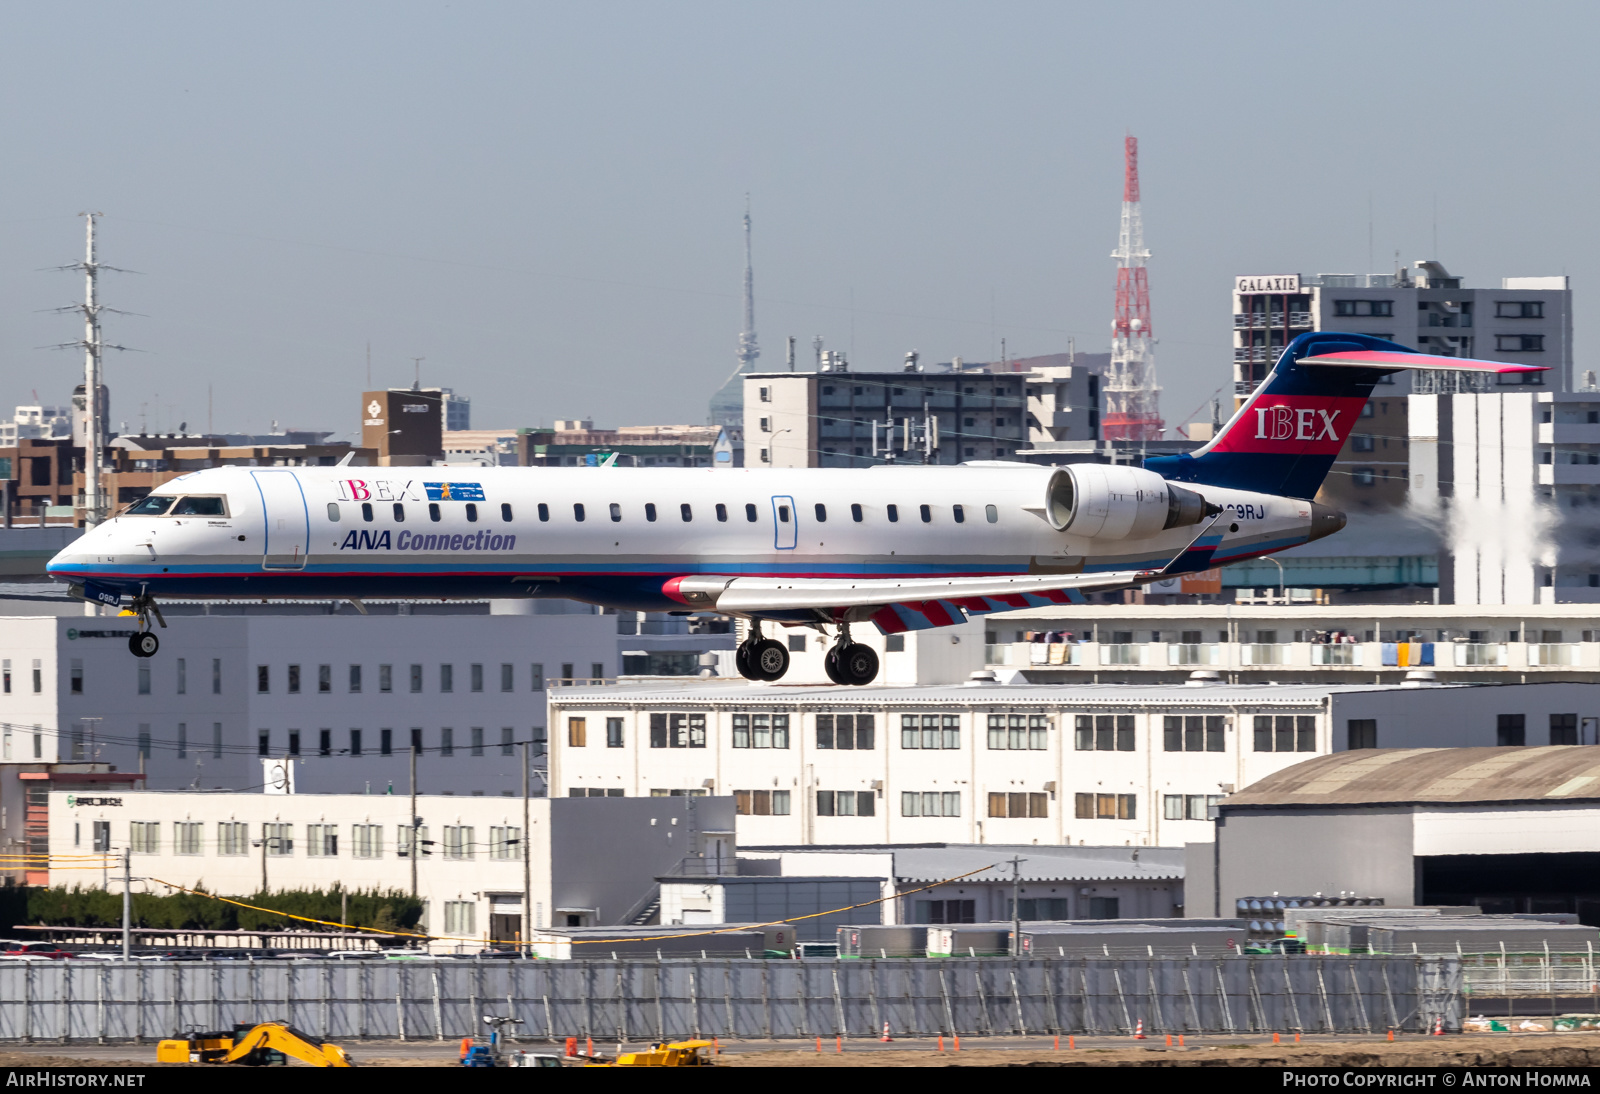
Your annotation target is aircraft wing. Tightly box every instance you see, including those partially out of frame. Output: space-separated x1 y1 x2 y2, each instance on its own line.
668 569 1158 632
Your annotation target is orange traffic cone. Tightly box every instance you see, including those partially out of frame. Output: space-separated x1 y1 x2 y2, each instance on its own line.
1133 1020 1146 1040
1433 1017 1444 1037
880 1022 893 1042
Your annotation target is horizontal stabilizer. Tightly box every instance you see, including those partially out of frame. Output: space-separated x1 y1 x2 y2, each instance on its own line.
1301 349 1547 374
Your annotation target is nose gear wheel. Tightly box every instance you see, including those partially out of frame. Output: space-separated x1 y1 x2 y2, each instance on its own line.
125 593 166 658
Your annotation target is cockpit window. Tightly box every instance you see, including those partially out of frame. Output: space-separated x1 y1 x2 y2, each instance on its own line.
125 495 174 516
170 496 228 517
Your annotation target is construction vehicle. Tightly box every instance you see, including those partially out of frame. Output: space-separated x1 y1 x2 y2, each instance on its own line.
461 1015 566 1067
587 1040 716 1067
156 1021 354 1066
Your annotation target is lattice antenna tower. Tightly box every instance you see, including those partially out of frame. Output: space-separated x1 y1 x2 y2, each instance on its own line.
48 213 139 527
737 196 760 373
1103 136 1164 441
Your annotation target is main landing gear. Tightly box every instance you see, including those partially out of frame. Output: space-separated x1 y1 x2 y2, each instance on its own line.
824 624 879 687
734 622 790 682
125 594 166 659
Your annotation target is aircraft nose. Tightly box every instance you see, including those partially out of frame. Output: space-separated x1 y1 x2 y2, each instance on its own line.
1306 502 1346 543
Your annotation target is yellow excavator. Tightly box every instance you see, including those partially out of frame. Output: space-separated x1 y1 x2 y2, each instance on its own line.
586 1040 716 1067
157 1022 354 1066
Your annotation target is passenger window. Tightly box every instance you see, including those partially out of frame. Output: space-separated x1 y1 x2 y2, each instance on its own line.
428 503 442 523
326 503 340 522
393 503 405 522
127 495 174 516
715 503 727 522
681 503 692 522
500 503 512 522
985 504 999 523
920 504 932 523
814 503 827 522
538 503 550 522
171 496 226 516
777 505 790 522
745 503 758 522
609 503 622 522
953 504 965 524
466 503 479 523
361 502 374 522
887 504 899 523
645 503 657 522
574 503 586 522
851 503 863 523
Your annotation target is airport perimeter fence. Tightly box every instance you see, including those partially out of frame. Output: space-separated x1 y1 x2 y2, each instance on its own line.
0 955 1461 1042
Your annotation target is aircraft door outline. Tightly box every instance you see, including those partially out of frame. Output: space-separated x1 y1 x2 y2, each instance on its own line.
251 470 311 571
771 495 796 550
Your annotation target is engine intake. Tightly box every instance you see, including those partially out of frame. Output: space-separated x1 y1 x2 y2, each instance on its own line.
1045 465 1212 541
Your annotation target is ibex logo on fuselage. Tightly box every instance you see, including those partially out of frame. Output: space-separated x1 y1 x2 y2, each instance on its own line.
1254 405 1339 442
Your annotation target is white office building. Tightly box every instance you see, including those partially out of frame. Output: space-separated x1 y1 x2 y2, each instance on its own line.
546 679 1596 849
48 790 733 949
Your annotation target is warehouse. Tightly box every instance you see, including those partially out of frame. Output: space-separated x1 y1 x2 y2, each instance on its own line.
1192 745 1600 924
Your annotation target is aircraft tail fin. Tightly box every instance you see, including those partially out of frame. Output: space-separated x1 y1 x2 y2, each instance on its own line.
1144 332 1547 500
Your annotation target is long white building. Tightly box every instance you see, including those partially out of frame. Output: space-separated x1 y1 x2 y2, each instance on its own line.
547 679 1599 848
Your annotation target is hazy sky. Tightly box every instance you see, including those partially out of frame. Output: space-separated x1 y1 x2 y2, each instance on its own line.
0 1 1593 439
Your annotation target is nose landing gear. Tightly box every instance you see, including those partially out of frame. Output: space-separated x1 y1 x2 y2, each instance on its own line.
734 622 790 682
125 594 166 659
823 624 880 687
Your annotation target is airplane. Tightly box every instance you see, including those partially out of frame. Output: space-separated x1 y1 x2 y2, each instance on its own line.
45 332 1544 685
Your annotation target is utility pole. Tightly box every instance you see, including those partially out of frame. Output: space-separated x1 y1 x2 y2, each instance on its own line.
1008 855 1026 957
121 847 132 959
260 835 269 892
52 214 135 529
409 743 419 899
520 740 531 957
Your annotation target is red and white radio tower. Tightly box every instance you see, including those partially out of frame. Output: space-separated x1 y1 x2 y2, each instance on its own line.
1103 135 1164 441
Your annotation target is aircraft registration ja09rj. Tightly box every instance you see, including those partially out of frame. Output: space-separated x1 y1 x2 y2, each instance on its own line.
48 333 1543 686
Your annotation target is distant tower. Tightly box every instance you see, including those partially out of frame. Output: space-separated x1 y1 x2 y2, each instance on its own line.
1102 136 1164 441
55 214 130 527
708 198 761 430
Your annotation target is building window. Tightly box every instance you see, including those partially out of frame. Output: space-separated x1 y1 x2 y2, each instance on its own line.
217 821 249 856
212 659 222 695
1163 794 1222 821
287 664 301 694
605 718 624 748
1073 714 1135 751
351 824 383 859
1251 715 1316 752
175 822 202 856
349 665 362 693
350 729 363 756
901 791 961 817
568 718 587 747
816 790 875 817
380 728 393 756
900 713 961 749
306 824 339 857
288 730 300 756
1333 299 1394 317
129 822 160 854
470 727 484 756
317 664 331 693
213 722 223 758
32 659 42 695
1350 434 1376 452
914 899 976 924
1496 334 1545 352
1497 713 1526 746
440 664 453 693
885 635 904 652
1551 713 1579 745
136 664 150 695
729 713 786 748
257 729 270 756
734 789 792 816
530 663 544 692
816 714 875 750
1162 715 1225 752
489 826 521 859
986 713 1048 750
440 727 455 756
1347 719 1378 750
499 663 514 693
70 659 83 695
987 792 1048 818
396 824 428 858
1496 301 1544 318
1074 793 1134 820
409 664 423 693
442 825 475 859
443 901 476 936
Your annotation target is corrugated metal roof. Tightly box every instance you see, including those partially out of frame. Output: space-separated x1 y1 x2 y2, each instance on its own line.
1224 746 1600 808
551 681 1451 707
889 846 1183 884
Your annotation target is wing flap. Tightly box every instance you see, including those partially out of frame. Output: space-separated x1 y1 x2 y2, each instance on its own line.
710 569 1152 613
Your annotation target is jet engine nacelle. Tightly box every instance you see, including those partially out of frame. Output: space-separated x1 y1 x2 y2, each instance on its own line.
1045 465 1211 541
